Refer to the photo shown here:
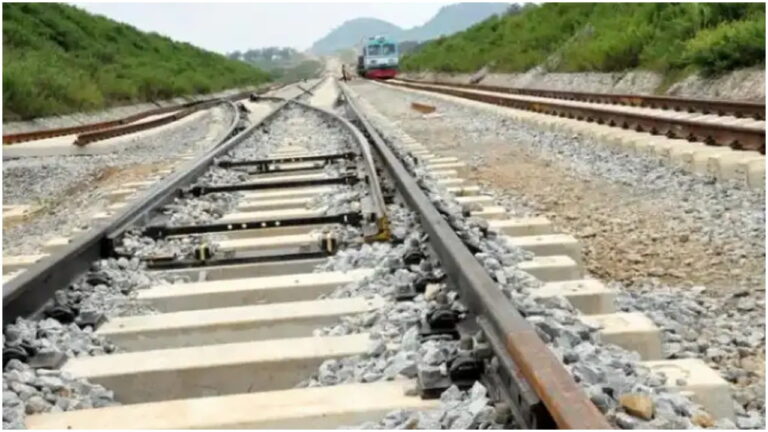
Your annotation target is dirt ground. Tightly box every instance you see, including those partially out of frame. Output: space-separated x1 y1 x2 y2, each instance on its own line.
471 145 762 291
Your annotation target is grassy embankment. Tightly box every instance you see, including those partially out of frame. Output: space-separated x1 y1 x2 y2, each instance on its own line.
3 3 270 120
401 3 765 77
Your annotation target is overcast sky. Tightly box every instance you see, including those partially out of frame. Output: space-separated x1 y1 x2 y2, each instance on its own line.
72 2 456 53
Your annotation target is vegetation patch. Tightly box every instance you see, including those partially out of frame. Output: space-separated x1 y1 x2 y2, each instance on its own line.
228 47 323 83
3 3 270 120
401 3 765 77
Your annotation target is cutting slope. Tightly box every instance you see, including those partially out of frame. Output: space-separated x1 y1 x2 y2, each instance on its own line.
3 3 270 120
401 3 765 75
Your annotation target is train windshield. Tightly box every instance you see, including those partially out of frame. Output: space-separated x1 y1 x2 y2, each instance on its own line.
367 45 381 56
382 43 396 55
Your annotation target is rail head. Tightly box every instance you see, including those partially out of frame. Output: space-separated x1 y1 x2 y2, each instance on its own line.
338 81 610 429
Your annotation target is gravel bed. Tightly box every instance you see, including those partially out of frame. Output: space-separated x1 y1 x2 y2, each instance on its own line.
6 88 759 430
2 257 166 428
616 281 765 428
348 82 765 427
349 81 764 291
2 101 363 429
346 90 741 429
406 82 764 249
297 201 502 429
224 105 356 163
2 105 236 255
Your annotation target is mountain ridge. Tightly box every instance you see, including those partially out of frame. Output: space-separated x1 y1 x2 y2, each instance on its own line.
309 3 509 54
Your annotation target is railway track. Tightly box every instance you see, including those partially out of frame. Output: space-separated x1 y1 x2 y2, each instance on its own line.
2 83 284 148
386 79 766 154
3 77 734 429
397 78 766 120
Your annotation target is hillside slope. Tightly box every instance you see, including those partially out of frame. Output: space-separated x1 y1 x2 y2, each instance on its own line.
309 2 508 54
401 3 765 76
3 3 270 120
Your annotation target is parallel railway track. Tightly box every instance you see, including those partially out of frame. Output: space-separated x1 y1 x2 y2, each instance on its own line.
3 77 733 429
388 79 766 154
397 78 766 120
2 84 284 147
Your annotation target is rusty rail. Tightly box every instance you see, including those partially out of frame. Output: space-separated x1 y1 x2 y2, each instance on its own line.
2 84 278 146
398 78 766 120
388 80 765 154
2 103 202 145
73 101 219 146
341 82 612 429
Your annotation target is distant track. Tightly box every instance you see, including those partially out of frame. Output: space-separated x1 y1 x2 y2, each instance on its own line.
397 78 766 119
388 79 766 154
2 84 282 147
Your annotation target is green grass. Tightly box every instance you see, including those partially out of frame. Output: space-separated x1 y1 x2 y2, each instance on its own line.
401 3 765 76
3 3 270 120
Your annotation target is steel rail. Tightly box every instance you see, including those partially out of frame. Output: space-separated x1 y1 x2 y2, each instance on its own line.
387 80 765 154
3 78 334 326
288 97 391 241
2 91 296 325
2 84 277 146
338 82 611 429
397 77 766 120
2 103 198 145
73 100 222 146
1 95 248 324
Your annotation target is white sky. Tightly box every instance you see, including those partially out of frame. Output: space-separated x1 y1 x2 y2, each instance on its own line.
72 1 459 53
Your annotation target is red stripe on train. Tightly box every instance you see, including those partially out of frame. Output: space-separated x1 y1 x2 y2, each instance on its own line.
365 69 398 79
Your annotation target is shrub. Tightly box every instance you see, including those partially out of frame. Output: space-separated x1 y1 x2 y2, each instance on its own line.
683 14 765 75
3 3 270 120
401 3 765 76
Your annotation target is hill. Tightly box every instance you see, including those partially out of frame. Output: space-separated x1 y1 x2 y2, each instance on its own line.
401 3 765 76
309 3 509 54
400 3 509 42
310 18 402 54
3 3 270 120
